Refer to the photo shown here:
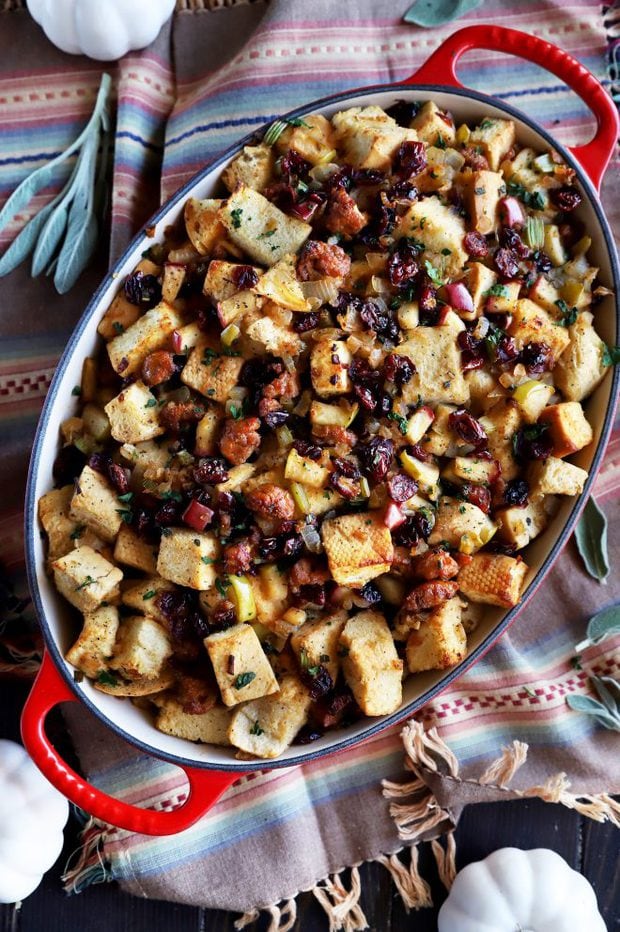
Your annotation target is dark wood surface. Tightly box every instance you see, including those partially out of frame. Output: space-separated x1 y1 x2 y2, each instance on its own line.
0 679 617 932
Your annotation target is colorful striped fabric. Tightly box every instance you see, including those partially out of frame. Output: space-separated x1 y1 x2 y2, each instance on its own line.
1 0 619 922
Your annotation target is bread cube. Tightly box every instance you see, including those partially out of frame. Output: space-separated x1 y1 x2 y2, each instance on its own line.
339 610 403 716
507 299 570 363
275 114 335 165
250 564 289 626
195 408 223 456
65 605 120 678
221 145 275 193
113 524 159 574
553 312 608 402
95 669 174 697
109 616 172 681
155 697 232 745
485 281 521 314
161 262 186 304
321 512 394 587
106 302 182 376
204 623 279 707
203 260 259 304
527 456 588 497
38 485 80 561
469 117 516 170
467 170 504 235
284 447 330 489
406 598 467 673
496 498 549 550
410 100 456 145
121 576 175 624
219 186 311 266
457 553 528 607
310 339 352 397
467 262 498 318
181 343 244 403
429 497 497 553
538 402 593 458
184 197 226 255
441 456 497 485
298 485 343 516
228 674 311 759
483 398 523 481
332 105 419 170
157 528 220 590
527 274 562 315
394 196 467 279
52 546 123 613
290 611 348 684
245 315 303 357
97 259 160 341
218 289 261 328
512 379 555 425
70 465 122 543
395 313 469 406
107 386 163 449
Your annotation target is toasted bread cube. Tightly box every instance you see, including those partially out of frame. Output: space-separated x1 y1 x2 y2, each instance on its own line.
406 598 467 673
322 512 394 587
106 302 182 376
157 528 220 590
121 576 175 624
245 315 303 357
221 145 275 193
441 456 497 485
340 610 403 716
496 498 549 550
219 186 311 266
512 379 555 425
161 263 186 304
332 105 419 170
467 262 498 318
275 114 335 165
298 485 343 516
38 485 80 561
285 448 330 489
527 457 588 497
508 299 570 363
109 616 172 681
290 611 348 684
181 343 244 403
429 497 497 553
95 669 174 697
538 402 593 458
469 118 516 171
554 312 608 402
228 674 311 759
184 197 226 255
195 407 223 456
484 398 523 481
113 524 159 574
52 546 123 613
310 338 352 397
69 465 122 543
120 439 170 473
105 381 164 444
250 564 289 626
173 321 204 354
468 170 504 235
457 553 528 607
394 196 467 279
97 259 160 341
216 463 256 494
65 605 120 678
410 100 456 146
254 255 310 312
155 698 232 745
80 357 98 403
203 260 260 305
395 313 469 406
205 623 279 707
526 274 562 315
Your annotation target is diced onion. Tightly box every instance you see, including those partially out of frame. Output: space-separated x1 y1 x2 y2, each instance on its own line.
370 275 392 295
282 354 296 374
220 323 240 346
309 162 339 184
300 523 322 553
276 425 294 448
301 278 340 306
167 245 201 264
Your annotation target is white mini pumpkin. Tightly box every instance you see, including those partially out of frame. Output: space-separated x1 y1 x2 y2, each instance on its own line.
27 0 176 61
0 740 69 903
438 847 606 932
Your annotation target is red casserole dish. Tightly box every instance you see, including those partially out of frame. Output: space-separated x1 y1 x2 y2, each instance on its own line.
21 24 620 835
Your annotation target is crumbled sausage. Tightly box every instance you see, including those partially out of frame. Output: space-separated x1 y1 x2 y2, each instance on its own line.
312 424 357 448
324 188 368 237
462 146 490 171
297 240 352 281
222 538 257 575
160 401 205 433
289 556 330 593
141 350 176 387
412 549 460 581
263 370 300 402
245 483 295 520
219 416 261 465
401 580 460 613
176 675 218 715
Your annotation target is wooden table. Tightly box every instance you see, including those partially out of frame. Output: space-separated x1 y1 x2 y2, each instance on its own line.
0 679 618 931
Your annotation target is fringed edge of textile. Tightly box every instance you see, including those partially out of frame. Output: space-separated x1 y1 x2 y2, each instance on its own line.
61 817 114 894
176 0 268 11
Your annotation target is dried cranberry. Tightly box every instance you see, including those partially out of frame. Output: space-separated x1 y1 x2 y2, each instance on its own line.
193 458 229 485
551 186 582 212
357 437 394 483
107 462 130 495
297 583 327 608
388 240 420 289
240 357 284 390
512 424 553 462
499 227 531 259
520 341 552 374
359 297 399 341
504 479 530 506
87 452 112 475
291 192 326 222
463 231 489 258
293 439 323 461
360 582 383 605
496 335 519 364
263 410 290 429
124 272 161 308
293 310 321 333
532 250 552 274
393 511 433 546
388 472 418 503
279 149 311 182
383 352 415 387
295 725 324 744
448 409 488 450
494 247 520 279
231 265 259 290
324 165 353 192
353 385 377 411
263 181 297 213
408 443 432 462
332 457 360 479
156 590 205 644
53 445 87 487
210 604 236 629
394 140 427 178
462 483 492 514
387 180 418 202
349 358 383 410
385 99 421 126
458 330 484 371
359 197 395 243
300 665 334 700
352 168 385 185
154 500 182 527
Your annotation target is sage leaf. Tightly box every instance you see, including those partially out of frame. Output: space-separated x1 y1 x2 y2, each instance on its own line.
403 0 483 27
574 496 609 584
585 605 620 647
0 161 72 240
0 201 56 276
54 212 98 294
31 200 70 277
591 675 620 715
566 693 620 731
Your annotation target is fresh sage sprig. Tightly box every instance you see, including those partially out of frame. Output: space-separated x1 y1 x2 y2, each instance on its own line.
567 676 620 732
403 0 483 27
575 604 620 653
574 495 609 584
0 72 112 294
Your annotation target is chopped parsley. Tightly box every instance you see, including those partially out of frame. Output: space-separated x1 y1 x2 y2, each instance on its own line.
142 590 156 600
506 180 546 210
387 411 408 436
483 284 508 298
97 671 118 687
435 133 447 150
555 299 578 328
602 344 620 367
479 118 495 130
230 208 243 229
117 492 134 503
144 397 157 408
250 720 264 736
215 577 231 597
201 556 215 565
424 260 443 287
161 490 183 502
74 575 96 591
71 385 81 396
234 671 256 690
115 508 134 525
112 321 125 335
257 229 277 240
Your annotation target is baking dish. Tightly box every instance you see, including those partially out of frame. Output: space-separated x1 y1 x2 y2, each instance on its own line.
21 24 620 835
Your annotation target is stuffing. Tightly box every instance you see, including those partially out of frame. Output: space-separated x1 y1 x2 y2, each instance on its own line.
321 512 394 587
339 610 403 715
51 546 123 613
204 623 279 707
156 528 220 590
406 598 467 673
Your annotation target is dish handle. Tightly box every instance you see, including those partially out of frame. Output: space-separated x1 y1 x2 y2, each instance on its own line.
21 651 246 835
405 24 619 192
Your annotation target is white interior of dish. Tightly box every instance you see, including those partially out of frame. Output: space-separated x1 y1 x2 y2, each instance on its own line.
28 88 618 769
